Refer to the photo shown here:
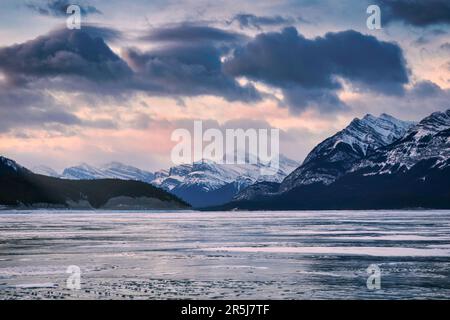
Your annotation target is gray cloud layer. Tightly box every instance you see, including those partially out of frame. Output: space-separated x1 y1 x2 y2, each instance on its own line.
140 24 247 43
0 23 412 132
126 24 260 102
224 27 409 112
377 0 450 27
0 82 81 133
0 26 262 104
0 28 131 82
228 14 296 30
26 0 101 17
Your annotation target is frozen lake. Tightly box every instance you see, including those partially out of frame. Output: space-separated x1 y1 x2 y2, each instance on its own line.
1 210 450 299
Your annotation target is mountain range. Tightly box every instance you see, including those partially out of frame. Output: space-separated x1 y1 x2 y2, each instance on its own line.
33 162 156 183
218 109 450 210
152 155 299 207
0 157 189 210
9 108 450 210
32 154 299 208
235 113 414 201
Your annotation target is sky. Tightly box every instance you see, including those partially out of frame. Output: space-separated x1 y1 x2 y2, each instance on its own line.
0 0 449 172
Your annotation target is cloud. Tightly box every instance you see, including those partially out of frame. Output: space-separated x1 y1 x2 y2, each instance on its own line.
140 24 246 43
227 13 295 30
0 28 130 133
0 83 81 133
410 80 442 97
0 28 132 83
0 26 261 103
125 24 261 102
26 0 101 17
82 25 124 42
440 42 450 51
282 86 346 114
347 80 450 122
0 24 411 119
0 80 124 134
224 27 409 112
123 44 261 103
376 0 450 27
411 29 447 46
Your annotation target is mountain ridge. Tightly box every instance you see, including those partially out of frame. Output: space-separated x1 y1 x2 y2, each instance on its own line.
219 109 450 210
0 157 189 210
152 154 299 207
235 113 415 201
37 153 299 208
280 113 415 192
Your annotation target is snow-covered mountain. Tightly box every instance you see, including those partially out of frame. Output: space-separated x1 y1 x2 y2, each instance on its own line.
305 113 414 163
61 162 155 182
32 165 61 177
222 109 450 210
354 109 450 175
153 155 298 191
62 163 110 180
152 154 300 207
100 162 155 183
279 113 414 192
1 155 188 210
0 156 25 174
32 154 298 208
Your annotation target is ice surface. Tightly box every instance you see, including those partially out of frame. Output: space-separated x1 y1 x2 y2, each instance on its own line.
1 210 450 299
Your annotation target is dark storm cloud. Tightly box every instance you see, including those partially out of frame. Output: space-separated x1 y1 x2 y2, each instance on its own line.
140 24 246 43
0 24 410 116
0 28 130 133
0 26 260 105
282 86 346 114
26 0 101 17
227 13 295 30
123 44 261 103
82 25 124 42
224 27 409 112
126 24 261 102
376 0 450 27
0 28 132 82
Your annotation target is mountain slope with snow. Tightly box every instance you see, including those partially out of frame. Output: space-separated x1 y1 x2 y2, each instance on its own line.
279 113 414 192
152 154 300 207
354 109 450 175
216 109 450 210
100 162 155 183
62 163 108 180
39 154 298 208
0 156 189 210
32 165 61 177
61 162 155 182
0 156 27 175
